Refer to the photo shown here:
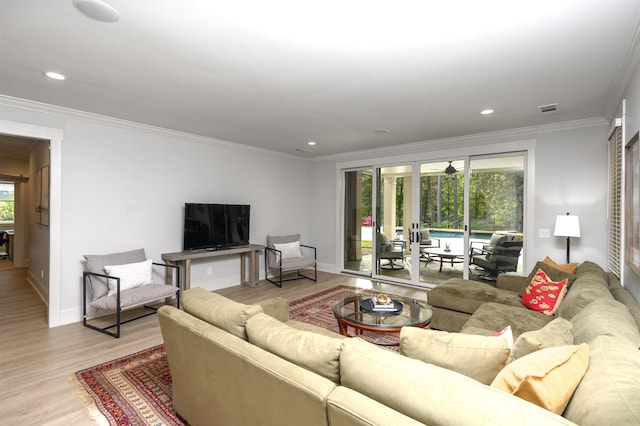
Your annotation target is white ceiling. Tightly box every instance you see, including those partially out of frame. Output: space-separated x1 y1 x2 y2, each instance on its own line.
1 0 639 157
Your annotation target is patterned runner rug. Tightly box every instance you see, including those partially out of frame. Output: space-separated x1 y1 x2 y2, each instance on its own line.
72 285 402 425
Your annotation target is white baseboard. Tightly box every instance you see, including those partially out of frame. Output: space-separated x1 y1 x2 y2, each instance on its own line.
26 269 48 306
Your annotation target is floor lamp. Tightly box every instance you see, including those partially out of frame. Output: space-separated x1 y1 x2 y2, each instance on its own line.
554 213 581 263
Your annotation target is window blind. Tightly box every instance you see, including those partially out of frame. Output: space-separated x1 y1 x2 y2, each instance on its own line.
608 125 622 277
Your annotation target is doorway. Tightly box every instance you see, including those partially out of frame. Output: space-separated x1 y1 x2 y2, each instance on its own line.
0 120 62 327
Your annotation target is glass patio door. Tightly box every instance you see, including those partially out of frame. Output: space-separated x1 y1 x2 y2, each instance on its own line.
343 169 373 275
416 160 468 285
373 165 415 283
468 154 525 277
341 152 526 287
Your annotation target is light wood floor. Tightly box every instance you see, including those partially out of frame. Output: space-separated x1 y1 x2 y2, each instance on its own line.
0 267 429 425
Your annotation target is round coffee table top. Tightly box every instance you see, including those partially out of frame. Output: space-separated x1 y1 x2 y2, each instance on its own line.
422 247 464 258
332 293 432 333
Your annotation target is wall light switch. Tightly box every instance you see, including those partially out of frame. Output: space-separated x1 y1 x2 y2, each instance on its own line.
539 228 551 238
206 267 213 275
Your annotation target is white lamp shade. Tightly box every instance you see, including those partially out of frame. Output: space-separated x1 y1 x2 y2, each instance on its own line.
554 215 581 238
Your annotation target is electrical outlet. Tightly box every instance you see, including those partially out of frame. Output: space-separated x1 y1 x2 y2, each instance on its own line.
206 267 213 275
539 228 551 238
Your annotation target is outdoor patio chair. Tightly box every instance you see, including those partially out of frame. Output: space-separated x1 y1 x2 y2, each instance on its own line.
378 233 406 269
470 239 523 280
265 234 317 288
417 228 440 263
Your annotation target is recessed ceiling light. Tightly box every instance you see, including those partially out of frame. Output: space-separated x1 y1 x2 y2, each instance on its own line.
73 0 120 23
308 141 316 146
480 109 494 115
45 71 66 80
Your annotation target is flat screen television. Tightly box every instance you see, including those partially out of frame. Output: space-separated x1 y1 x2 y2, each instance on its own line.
183 203 250 251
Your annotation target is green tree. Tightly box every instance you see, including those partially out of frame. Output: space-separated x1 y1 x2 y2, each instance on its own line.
0 201 14 221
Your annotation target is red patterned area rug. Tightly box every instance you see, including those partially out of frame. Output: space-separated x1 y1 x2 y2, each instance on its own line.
288 284 402 346
71 285 407 425
72 345 185 426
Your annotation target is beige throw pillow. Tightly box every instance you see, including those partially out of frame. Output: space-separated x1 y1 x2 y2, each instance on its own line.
182 287 263 340
491 344 589 414
508 317 573 363
543 256 579 274
400 327 511 385
246 312 343 383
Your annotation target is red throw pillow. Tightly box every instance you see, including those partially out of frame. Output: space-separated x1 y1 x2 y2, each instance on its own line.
521 269 569 316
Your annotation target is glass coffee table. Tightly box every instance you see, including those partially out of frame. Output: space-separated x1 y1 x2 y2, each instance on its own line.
332 294 432 345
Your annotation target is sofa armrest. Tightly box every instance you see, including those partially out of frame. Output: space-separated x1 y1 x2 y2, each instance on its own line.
258 297 289 322
496 274 526 292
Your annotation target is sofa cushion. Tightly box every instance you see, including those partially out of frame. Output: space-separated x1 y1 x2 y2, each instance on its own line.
519 261 576 297
286 319 346 339
246 313 343 383
507 317 573 363
461 302 553 339
84 248 147 300
491 344 589 415
399 327 510 385
570 298 640 346
428 279 523 315
520 269 569 316
89 283 178 310
326 386 425 426
610 287 640 330
556 271 614 320
182 287 262 340
563 336 640 426
339 338 576 425
574 260 607 279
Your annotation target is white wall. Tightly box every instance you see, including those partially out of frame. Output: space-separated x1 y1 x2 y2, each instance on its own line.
1 99 312 325
531 126 609 264
28 140 50 301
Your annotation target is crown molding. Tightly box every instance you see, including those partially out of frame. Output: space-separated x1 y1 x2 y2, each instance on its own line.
316 116 607 162
0 95 304 161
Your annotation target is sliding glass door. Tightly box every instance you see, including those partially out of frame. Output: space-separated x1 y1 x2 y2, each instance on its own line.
468 155 525 278
341 152 526 287
343 169 373 275
374 165 414 283
416 160 467 285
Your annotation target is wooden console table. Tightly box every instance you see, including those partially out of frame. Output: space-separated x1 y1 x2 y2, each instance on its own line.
162 244 264 291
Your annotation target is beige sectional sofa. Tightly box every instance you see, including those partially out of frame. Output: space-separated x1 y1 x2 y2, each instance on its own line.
159 287 578 426
428 260 640 425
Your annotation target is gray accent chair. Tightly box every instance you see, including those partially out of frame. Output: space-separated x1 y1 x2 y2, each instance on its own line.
265 234 317 288
378 233 406 269
83 248 180 338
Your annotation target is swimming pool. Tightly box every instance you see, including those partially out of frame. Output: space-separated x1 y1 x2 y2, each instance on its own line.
395 228 494 240
430 229 494 240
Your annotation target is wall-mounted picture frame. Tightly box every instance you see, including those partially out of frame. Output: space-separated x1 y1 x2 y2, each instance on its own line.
626 132 640 275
